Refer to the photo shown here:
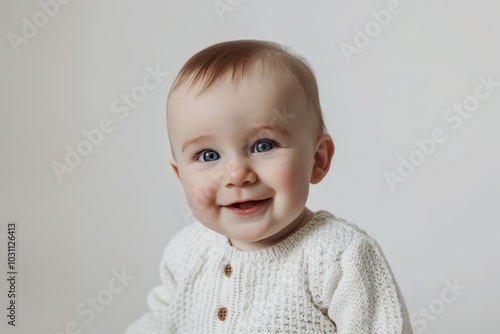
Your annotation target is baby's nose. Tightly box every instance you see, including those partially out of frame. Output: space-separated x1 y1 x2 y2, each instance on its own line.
223 160 257 187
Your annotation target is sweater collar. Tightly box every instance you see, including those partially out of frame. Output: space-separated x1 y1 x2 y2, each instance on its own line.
205 210 334 261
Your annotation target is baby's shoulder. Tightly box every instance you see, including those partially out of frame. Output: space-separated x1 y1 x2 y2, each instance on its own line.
161 221 215 272
304 210 374 257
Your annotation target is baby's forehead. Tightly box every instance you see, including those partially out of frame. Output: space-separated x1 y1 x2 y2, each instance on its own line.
166 65 319 139
168 68 305 113
170 82 308 137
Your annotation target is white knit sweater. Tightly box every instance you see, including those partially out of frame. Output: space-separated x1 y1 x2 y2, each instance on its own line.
125 211 412 334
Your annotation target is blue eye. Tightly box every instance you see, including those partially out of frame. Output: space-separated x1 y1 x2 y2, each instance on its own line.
198 150 220 162
253 140 275 153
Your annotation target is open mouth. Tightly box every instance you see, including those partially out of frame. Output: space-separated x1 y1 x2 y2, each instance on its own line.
229 199 267 209
225 198 271 215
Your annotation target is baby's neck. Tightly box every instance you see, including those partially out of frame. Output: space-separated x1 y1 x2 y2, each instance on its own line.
228 208 314 251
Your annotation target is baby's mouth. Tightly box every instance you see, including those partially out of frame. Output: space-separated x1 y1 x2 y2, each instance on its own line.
228 199 269 209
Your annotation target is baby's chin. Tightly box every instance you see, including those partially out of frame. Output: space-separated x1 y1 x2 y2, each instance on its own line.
199 213 270 234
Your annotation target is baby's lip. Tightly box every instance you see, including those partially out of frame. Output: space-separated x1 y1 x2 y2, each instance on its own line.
223 198 271 207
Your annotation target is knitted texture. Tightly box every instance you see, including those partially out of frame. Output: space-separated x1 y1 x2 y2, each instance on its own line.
125 211 412 334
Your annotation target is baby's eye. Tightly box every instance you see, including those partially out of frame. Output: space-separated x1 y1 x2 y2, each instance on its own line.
198 150 220 162
252 140 275 153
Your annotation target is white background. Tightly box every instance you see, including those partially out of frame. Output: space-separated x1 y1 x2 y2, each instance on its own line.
1 0 499 333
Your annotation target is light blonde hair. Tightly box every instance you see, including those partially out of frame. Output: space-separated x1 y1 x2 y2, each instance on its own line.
168 39 327 135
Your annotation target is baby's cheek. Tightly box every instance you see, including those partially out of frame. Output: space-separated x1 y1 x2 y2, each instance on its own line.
185 177 218 213
276 159 310 198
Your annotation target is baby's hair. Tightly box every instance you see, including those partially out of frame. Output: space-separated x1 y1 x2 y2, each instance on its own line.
168 39 327 135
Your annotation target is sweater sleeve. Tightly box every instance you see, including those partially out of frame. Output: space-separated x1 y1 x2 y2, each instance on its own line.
327 236 412 334
124 254 177 334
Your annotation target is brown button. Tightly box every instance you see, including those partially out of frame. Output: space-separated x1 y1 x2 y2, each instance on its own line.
224 264 232 277
218 307 227 321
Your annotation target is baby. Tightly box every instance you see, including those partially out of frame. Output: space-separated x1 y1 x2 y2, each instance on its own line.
126 40 412 333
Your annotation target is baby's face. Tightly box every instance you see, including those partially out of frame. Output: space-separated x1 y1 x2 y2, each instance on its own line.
168 71 325 250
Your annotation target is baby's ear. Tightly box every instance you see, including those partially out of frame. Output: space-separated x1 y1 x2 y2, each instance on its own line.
170 158 180 180
310 134 334 184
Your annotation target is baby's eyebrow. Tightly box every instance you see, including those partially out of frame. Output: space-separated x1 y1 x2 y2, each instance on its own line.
181 135 213 153
250 125 290 136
